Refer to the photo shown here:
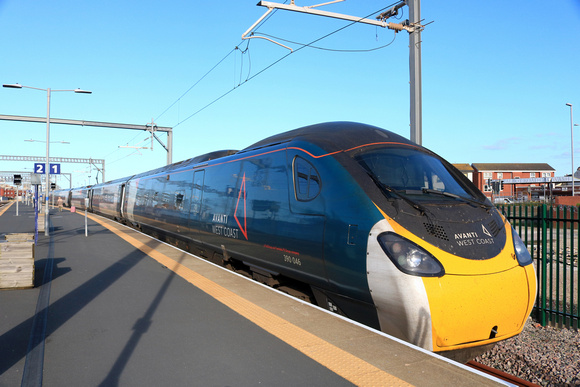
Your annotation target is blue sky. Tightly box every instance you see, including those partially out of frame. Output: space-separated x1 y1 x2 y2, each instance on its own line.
1 0 579 188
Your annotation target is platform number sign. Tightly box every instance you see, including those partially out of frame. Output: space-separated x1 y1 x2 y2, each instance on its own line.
34 163 61 174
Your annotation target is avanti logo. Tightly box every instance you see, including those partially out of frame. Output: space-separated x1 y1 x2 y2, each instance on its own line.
234 173 248 240
482 224 492 238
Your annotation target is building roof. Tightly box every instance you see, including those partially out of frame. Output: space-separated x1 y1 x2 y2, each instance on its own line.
452 163 474 172
471 163 555 172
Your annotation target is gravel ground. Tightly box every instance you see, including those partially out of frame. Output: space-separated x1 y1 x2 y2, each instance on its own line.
475 318 580 386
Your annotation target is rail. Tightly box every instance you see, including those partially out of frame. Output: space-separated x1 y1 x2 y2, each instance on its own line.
499 203 580 329
466 361 540 387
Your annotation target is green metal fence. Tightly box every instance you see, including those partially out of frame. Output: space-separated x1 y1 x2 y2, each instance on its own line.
499 203 579 329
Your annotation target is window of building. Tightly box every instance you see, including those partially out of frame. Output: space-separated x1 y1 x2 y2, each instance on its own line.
482 172 493 192
530 172 536 178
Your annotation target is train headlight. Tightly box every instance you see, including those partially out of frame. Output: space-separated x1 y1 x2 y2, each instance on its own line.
377 232 445 277
512 228 533 266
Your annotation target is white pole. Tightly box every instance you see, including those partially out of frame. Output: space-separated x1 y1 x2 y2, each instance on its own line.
85 197 88 237
45 88 51 235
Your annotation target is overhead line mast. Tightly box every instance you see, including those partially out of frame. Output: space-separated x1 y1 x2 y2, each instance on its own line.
243 0 424 145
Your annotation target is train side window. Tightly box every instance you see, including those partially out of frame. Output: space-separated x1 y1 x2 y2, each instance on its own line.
293 156 321 201
175 191 185 209
192 170 205 214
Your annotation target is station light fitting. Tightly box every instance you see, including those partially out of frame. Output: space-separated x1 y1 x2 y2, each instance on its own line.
3 83 92 94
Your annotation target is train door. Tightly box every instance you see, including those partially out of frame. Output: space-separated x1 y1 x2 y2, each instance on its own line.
187 170 205 236
123 179 139 224
87 189 94 212
160 170 194 236
286 150 327 286
118 183 126 219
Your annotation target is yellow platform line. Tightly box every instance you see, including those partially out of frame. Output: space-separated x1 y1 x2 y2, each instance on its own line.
0 201 15 217
81 212 412 387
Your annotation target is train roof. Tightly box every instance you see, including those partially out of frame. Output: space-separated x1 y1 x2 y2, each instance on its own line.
118 149 239 181
189 149 239 164
241 122 416 154
82 123 416 189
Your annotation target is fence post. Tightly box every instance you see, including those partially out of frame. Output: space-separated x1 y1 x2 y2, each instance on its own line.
577 208 580 329
540 203 548 326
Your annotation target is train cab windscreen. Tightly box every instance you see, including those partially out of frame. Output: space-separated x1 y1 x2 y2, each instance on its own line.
355 147 483 204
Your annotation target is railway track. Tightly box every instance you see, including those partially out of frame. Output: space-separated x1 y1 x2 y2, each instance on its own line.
466 361 540 387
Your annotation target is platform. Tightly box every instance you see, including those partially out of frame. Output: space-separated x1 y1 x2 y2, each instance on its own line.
0 201 509 386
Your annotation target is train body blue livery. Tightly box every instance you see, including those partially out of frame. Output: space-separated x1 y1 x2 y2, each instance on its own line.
55 122 536 355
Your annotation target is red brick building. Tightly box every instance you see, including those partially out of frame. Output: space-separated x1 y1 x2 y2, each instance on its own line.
471 163 555 200
0 186 16 199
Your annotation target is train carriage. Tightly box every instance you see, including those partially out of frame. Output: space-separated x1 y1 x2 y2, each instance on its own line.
69 186 92 211
91 177 132 221
50 188 71 208
74 122 536 356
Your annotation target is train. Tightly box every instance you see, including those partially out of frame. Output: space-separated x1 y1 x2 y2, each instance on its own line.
52 122 537 357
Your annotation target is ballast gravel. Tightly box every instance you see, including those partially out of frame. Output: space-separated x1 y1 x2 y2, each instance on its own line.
474 318 580 386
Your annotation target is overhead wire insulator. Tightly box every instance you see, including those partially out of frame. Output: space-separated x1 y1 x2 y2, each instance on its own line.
387 22 406 33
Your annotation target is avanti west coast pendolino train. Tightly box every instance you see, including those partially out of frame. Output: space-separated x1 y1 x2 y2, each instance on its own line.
54 122 536 355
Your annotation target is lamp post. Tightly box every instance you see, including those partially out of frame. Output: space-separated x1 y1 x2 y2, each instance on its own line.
3 83 91 236
567 103 575 196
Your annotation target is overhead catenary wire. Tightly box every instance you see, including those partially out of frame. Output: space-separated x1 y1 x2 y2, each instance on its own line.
155 2 285 124
106 149 143 169
154 47 238 123
236 39 253 88
252 31 397 52
157 2 402 128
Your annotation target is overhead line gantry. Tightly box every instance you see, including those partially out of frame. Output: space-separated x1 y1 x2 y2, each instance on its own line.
0 114 174 166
